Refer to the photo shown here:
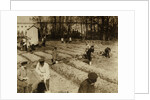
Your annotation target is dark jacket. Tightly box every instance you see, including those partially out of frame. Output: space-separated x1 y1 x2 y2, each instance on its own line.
86 48 94 61
78 79 95 93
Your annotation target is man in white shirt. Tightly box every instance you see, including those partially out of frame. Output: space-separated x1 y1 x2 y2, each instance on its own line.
35 59 50 91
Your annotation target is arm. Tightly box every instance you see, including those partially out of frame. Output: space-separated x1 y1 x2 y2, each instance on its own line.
43 63 50 83
35 62 43 76
44 63 50 81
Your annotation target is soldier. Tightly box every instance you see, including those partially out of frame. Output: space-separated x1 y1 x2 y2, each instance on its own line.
17 61 29 93
86 45 94 65
78 72 98 93
35 59 50 91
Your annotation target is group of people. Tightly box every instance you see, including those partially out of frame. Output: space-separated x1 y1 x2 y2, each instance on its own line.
17 59 51 93
17 59 98 93
61 37 72 43
18 40 110 93
20 35 47 52
84 43 111 66
20 38 35 52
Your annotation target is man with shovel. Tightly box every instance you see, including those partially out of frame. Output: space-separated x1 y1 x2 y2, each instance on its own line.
35 59 50 92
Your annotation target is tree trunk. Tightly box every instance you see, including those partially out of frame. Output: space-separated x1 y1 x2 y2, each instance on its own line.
101 16 104 40
59 16 62 39
91 17 93 40
85 16 88 40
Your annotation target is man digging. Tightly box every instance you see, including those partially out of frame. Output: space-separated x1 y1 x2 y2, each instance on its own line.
35 59 50 92
86 45 94 65
52 47 58 64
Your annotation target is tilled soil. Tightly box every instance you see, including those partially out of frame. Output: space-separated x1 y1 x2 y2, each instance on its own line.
17 40 118 93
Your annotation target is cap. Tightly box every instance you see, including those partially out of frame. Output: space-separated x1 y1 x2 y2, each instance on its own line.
39 58 44 63
88 72 98 80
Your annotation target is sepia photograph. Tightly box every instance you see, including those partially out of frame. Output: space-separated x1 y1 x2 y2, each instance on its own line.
17 16 118 93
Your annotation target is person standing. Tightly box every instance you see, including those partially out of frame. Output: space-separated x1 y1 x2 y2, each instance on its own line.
69 37 72 43
86 45 94 65
42 36 46 47
61 37 64 43
52 47 58 64
35 59 50 91
17 61 29 93
78 72 98 93
22 38 27 51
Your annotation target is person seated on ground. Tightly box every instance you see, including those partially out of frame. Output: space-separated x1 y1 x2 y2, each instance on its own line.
78 72 98 93
61 37 64 43
17 61 29 93
32 81 46 93
35 59 50 92
52 47 58 64
69 37 72 43
86 45 94 65
102 47 111 58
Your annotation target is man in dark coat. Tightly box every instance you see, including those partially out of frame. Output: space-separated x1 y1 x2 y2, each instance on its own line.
78 72 98 93
86 45 94 65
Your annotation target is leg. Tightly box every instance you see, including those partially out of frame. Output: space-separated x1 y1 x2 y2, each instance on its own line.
46 79 50 91
89 55 92 65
